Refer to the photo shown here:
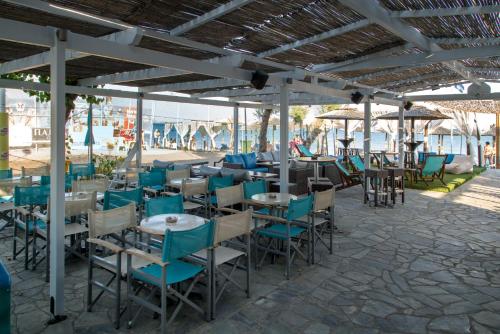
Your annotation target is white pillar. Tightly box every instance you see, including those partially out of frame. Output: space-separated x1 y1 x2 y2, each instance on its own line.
279 84 289 192
363 102 371 169
398 105 405 168
49 29 66 318
233 105 239 154
88 103 93 164
136 94 143 168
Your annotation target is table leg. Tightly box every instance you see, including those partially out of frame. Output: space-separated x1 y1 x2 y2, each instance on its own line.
374 176 379 207
314 164 319 183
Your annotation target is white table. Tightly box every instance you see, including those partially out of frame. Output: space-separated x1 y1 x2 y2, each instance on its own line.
66 192 104 201
251 192 297 207
140 213 205 234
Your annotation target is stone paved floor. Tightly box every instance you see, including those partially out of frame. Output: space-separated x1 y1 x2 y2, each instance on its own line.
1 169 499 334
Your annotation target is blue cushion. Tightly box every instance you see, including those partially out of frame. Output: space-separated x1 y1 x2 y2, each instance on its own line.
247 167 269 173
0 196 12 204
257 224 306 240
16 219 46 232
133 260 204 286
242 152 257 169
225 154 245 167
444 154 454 164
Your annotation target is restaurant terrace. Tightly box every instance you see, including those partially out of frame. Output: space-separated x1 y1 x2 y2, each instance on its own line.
0 1 498 333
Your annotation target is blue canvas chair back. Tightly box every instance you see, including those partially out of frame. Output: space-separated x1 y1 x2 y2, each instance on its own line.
42 174 80 191
0 169 12 180
162 220 215 262
139 171 164 188
103 187 143 210
444 154 454 164
69 163 95 178
422 156 445 176
286 195 313 221
350 155 365 172
297 144 314 157
243 179 266 199
208 175 233 192
145 195 184 217
334 160 351 176
14 185 50 207
150 166 169 177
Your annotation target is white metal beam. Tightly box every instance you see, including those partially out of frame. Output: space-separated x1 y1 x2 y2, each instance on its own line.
169 0 254 36
49 30 66 318
391 5 500 18
0 78 276 109
329 46 499 72
258 20 370 58
337 0 485 85
136 95 143 167
431 37 500 45
0 28 143 74
279 84 289 192
311 43 413 72
405 92 500 101
398 105 404 168
233 105 239 154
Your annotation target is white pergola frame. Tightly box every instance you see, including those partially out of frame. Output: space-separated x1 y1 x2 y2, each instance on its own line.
0 0 498 321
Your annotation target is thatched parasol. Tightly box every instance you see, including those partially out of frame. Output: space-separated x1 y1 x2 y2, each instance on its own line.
316 108 364 150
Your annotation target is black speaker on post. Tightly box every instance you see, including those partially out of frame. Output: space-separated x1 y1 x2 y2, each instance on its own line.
251 70 269 90
350 91 364 104
404 101 413 111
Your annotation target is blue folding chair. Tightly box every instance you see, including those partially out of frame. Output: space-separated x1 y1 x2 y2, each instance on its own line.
349 155 365 173
69 163 96 179
207 175 233 213
139 171 165 197
243 180 270 215
13 185 50 269
126 220 216 333
145 195 184 217
255 195 313 279
0 169 12 180
103 188 144 210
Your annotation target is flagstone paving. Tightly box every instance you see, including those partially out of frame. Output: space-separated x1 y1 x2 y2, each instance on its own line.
1 169 499 333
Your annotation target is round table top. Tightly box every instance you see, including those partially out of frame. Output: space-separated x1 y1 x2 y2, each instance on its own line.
298 157 336 163
169 177 204 186
140 213 205 234
65 192 104 201
251 192 297 206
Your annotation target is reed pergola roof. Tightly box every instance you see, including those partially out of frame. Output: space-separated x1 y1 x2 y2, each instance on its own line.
0 0 498 103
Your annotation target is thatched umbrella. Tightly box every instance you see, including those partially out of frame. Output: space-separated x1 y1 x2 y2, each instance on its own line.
376 106 451 150
429 125 452 154
376 106 451 167
316 108 364 155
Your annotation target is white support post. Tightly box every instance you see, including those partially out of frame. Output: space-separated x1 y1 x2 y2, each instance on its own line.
233 105 239 154
398 106 405 168
88 103 93 164
49 29 66 319
363 102 371 169
279 84 289 193
136 94 143 168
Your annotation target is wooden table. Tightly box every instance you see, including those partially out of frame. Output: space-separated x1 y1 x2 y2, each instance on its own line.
140 213 205 234
298 157 336 183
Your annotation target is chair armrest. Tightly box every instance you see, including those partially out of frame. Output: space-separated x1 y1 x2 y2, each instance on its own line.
33 211 48 222
160 191 178 197
213 157 225 167
143 186 160 195
126 248 167 266
215 207 241 214
87 238 123 253
135 225 165 236
252 213 287 223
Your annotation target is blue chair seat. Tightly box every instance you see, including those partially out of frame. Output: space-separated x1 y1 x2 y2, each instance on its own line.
247 167 269 173
255 207 270 215
133 260 204 286
257 224 305 240
148 185 164 191
0 196 12 204
16 219 46 232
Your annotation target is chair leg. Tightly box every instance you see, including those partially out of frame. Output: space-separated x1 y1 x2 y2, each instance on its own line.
115 254 121 329
46 230 50 282
246 236 251 298
87 246 94 312
24 225 30 270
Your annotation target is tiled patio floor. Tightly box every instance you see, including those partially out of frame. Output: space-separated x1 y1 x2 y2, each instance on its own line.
2 169 499 334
